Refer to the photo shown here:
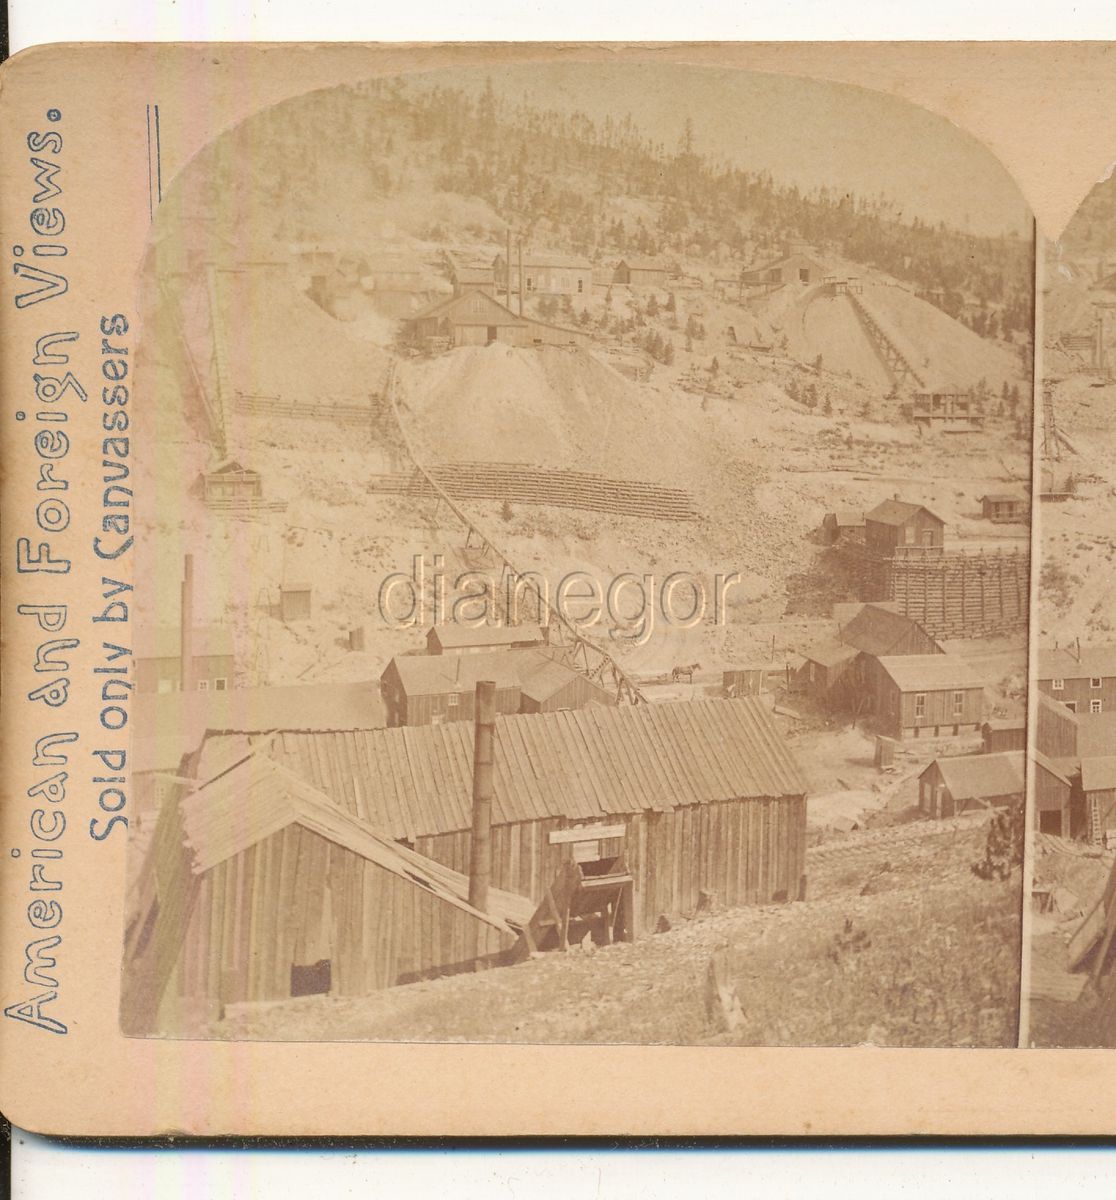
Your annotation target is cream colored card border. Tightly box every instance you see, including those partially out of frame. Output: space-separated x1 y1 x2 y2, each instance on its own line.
1 41 1112 1137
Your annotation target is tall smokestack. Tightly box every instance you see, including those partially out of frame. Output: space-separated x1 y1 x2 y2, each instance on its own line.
469 679 496 913
506 227 512 305
180 553 194 693
517 239 524 317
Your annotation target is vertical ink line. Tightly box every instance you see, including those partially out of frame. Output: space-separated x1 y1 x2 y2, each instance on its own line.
155 104 163 203
145 104 154 221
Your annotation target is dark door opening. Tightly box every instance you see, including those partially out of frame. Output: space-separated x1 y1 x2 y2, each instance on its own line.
291 959 332 997
486 325 498 344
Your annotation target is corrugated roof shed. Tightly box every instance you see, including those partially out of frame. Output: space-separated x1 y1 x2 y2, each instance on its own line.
926 751 1024 800
875 655 985 692
180 753 533 931
262 698 808 841
865 499 943 526
1082 756 1116 792
839 605 940 657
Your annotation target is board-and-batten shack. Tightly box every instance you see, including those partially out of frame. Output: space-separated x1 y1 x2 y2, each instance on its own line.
125 698 808 1031
864 654 984 739
918 751 1024 818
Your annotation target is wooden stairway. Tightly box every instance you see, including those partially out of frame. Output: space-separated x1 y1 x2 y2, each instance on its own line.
514 853 635 961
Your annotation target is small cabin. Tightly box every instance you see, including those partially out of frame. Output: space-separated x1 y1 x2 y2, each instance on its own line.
979 494 1028 524
918 751 1024 818
863 498 945 558
821 510 865 544
201 460 264 505
740 251 826 290
614 258 670 288
982 717 1026 754
403 289 528 349
279 582 312 622
865 654 984 739
450 263 496 298
912 389 983 431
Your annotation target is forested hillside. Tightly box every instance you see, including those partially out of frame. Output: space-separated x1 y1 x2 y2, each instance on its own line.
180 76 1032 341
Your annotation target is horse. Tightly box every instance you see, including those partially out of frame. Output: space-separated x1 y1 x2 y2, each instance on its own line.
671 662 701 684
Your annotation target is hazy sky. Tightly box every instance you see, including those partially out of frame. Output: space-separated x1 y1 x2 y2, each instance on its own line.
420 63 1032 239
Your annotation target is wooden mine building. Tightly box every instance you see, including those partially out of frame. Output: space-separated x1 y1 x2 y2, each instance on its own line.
380 647 613 727
918 751 1024 818
403 289 589 350
135 626 235 695
864 498 946 557
123 697 808 1033
493 251 592 298
863 654 985 739
1037 645 1116 715
613 257 670 288
426 622 544 656
979 494 1028 524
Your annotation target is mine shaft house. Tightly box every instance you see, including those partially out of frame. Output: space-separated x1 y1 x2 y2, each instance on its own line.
863 498 946 557
918 751 1024 818
864 654 985 739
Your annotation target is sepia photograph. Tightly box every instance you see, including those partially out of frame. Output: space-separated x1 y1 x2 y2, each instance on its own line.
1028 172 1116 1048
118 63 1034 1047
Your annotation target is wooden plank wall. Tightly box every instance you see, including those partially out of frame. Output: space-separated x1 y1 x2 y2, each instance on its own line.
169 826 517 1019
420 798 807 937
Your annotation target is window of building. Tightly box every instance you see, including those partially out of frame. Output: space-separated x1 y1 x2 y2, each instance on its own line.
214 678 228 691
197 679 209 691
914 693 926 719
1052 678 1064 691
577 278 584 293
526 276 534 291
1091 677 1103 689
447 693 459 707
799 268 810 282
470 296 482 314
952 690 965 717
1091 699 1103 714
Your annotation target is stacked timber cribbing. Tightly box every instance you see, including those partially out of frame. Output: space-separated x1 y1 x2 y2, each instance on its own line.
232 393 389 425
366 461 698 521
883 549 1029 638
834 543 1029 638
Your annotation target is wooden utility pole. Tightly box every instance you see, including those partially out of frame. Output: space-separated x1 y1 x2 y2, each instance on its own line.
469 680 496 913
180 553 195 693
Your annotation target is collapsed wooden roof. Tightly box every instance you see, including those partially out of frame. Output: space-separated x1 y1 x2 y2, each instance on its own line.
181 750 534 933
